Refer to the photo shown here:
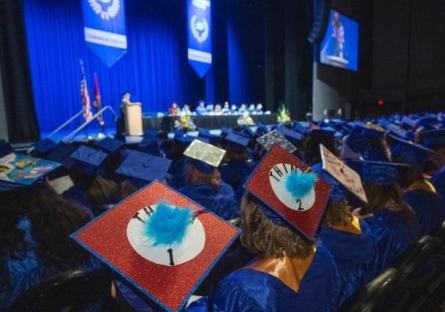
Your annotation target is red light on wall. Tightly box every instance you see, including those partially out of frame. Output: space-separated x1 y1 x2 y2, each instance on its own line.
377 99 385 106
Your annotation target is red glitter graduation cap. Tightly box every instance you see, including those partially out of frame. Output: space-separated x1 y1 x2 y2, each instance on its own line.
71 182 239 312
245 145 331 238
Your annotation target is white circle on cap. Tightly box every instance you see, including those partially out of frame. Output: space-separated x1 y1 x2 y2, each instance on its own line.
269 163 316 211
127 204 206 266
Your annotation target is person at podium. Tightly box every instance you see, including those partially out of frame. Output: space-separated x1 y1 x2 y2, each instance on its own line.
117 91 131 134
118 91 143 136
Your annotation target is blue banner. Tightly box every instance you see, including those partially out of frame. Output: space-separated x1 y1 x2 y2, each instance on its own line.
82 0 127 67
187 0 212 78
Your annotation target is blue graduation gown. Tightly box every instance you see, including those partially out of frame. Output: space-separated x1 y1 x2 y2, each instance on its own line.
188 242 342 312
0 218 101 309
365 209 420 271
178 182 240 220
432 166 445 200
402 189 445 235
318 219 379 301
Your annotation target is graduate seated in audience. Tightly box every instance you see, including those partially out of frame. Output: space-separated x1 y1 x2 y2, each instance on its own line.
422 129 445 198
303 129 339 166
0 184 101 310
189 154 343 311
313 165 379 301
178 140 239 220
348 160 420 270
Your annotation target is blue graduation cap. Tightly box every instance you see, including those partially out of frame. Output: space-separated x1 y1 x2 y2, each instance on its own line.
225 132 250 150
386 124 411 140
416 116 438 129
138 137 162 156
311 163 344 203
390 136 434 168
70 145 109 176
46 143 76 170
220 127 232 137
116 150 172 184
276 126 304 144
0 139 13 158
346 160 409 186
96 137 124 153
34 138 57 155
291 122 309 135
240 125 256 138
422 129 445 149
255 123 269 137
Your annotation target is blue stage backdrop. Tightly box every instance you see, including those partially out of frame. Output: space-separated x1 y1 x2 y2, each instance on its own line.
24 0 264 135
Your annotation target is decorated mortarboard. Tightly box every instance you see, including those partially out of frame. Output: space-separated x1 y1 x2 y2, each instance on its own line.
0 140 13 158
346 160 410 186
257 130 297 154
116 150 172 182
33 138 57 155
46 143 77 169
320 144 367 203
311 163 345 203
96 137 124 153
70 145 109 175
422 129 445 149
183 139 226 174
390 136 435 168
225 132 250 150
245 145 331 238
0 153 60 186
276 126 304 144
71 181 239 312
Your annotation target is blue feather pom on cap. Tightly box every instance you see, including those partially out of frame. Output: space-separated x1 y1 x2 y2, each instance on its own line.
285 171 318 199
145 202 194 246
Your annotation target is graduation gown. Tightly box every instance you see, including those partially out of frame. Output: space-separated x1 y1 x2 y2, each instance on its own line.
0 218 101 309
365 209 420 271
318 217 379 301
432 166 445 200
188 241 342 312
178 182 240 220
402 187 445 235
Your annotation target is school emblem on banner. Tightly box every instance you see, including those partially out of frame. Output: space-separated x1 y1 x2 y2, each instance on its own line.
82 0 127 67
187 0 212 77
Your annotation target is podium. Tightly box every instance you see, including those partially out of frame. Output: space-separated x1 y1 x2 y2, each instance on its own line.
124 103 143 136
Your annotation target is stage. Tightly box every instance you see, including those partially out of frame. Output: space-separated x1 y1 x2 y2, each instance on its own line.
142 114 278 132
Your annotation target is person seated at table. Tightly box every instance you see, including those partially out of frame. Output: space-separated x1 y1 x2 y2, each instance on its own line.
221 101 230 115
168 101 181 116
254 103 264 114
178 141 239 220
313 165 379 300
0 184 101 310
238 104 247 114
182 104 193 116
231 104 238 114
214 104 223 115
195 100 207 116
347 160 420 271
390 137 445 235
188 168 343 311
206 104 214 115
248 104 256 114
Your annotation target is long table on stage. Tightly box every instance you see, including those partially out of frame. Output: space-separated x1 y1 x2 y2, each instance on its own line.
142 114 278 132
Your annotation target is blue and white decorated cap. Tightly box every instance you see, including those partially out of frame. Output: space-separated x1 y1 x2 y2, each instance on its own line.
116 150 172 182
390 136 434 168
346 160 409 185
96 137 124 153
422 129 445 149
34 138 57 155
0 140 13 158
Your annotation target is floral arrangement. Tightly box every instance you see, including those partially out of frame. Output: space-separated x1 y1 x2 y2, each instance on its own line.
277 105 291 123
174 113 197 131
237 111 255 126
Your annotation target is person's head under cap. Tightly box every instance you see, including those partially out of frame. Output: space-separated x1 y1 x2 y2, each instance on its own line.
0 139 13 158
420 129 445 168
304 129 339 166
116 150 172 189
31 138 57 158
69 145 109 189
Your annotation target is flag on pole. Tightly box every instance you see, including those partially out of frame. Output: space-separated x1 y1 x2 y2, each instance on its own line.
93 72 105 126
80 60 93 121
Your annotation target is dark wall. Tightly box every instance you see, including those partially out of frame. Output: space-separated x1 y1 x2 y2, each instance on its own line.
317 0 445 117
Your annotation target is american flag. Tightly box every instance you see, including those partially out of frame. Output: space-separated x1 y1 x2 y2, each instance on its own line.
80 60 93 121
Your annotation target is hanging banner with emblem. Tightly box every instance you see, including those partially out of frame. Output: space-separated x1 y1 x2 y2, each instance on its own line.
187 0 212 78
82 0 127 67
